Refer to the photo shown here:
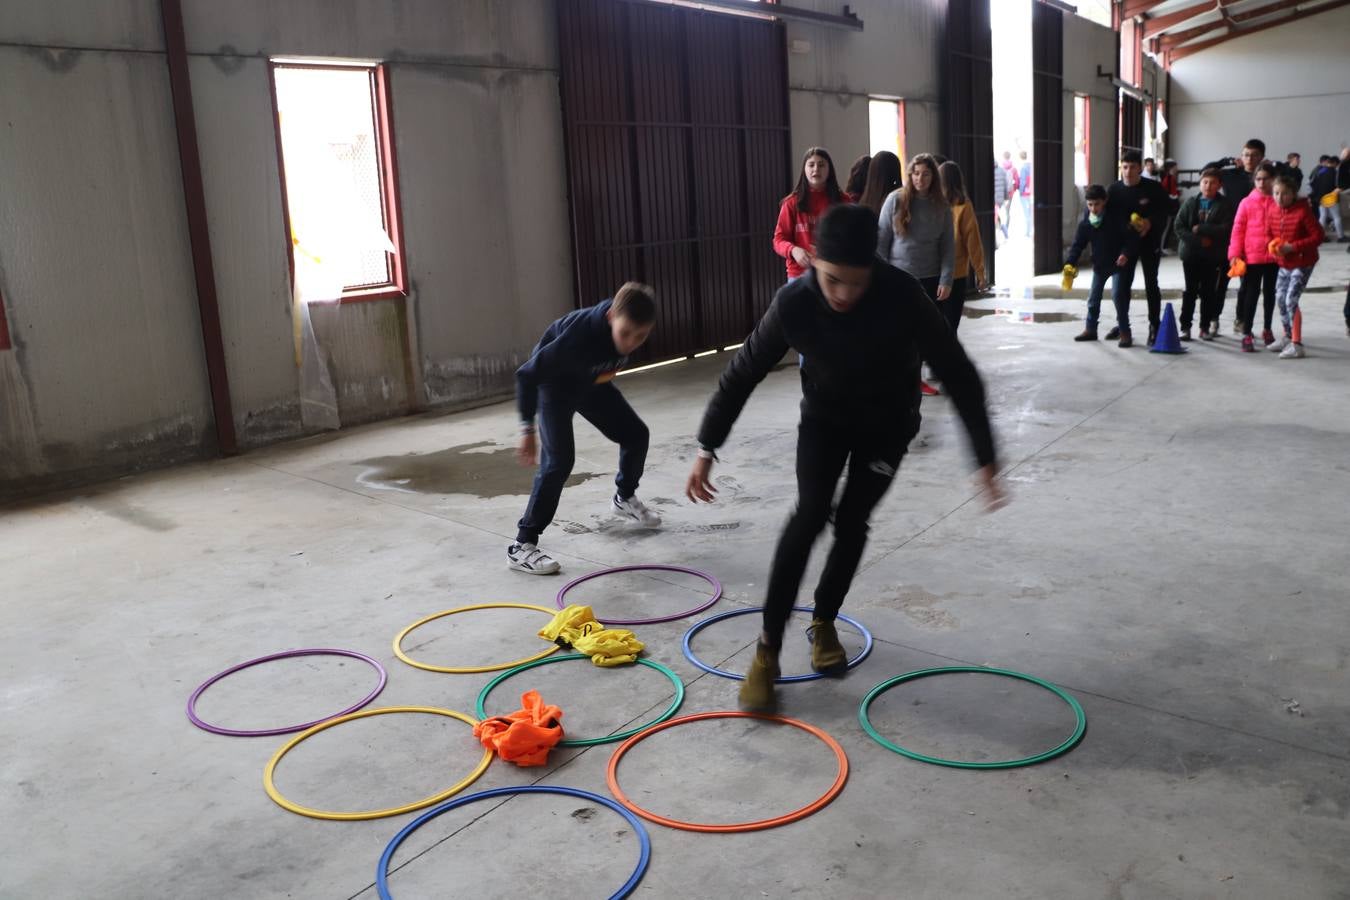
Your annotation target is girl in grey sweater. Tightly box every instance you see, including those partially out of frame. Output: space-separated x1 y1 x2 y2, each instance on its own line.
878 153 955 301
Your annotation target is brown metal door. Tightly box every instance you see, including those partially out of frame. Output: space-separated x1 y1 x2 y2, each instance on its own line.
1120 95 1144 158
557 0 792 363
1032 1 1065 275
943 0 995 284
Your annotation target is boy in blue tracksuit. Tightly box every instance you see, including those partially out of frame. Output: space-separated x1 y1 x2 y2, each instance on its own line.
509 283 661 575
1065 184 1131 342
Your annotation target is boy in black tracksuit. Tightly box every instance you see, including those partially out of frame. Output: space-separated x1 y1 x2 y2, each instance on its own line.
1174 168 1235 340
1064 184 1127 341
685 204 1005 713
1206 139 1266 326
1106 150 1171 347
509 283 661 575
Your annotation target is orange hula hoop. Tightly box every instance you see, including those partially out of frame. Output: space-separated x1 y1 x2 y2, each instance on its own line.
605 711 849 833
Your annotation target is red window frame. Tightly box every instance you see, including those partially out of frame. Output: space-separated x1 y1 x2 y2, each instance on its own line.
0 286 11 351
267 61 407 304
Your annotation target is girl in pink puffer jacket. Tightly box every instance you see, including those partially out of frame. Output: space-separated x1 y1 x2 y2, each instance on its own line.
1227 162 1279 351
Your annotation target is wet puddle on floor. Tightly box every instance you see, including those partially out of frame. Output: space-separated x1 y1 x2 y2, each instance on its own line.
963 308 1079 323
356 441 603 498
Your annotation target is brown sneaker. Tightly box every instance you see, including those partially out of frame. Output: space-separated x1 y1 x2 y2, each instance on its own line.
807 618 848 676
738 642 780 713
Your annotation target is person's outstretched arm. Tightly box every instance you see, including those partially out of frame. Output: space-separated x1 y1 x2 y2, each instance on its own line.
911 287 1006 511
687 298 792 501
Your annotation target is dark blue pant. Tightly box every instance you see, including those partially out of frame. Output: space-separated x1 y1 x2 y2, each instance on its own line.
1084 267 1112 331
1112 249 1162 333
515 382 648 545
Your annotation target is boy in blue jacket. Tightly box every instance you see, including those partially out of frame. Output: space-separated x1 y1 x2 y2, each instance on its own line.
509 283 660 575
1064 184 1129 342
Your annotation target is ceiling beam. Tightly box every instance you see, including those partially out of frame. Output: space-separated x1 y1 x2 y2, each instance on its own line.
1120 0 1170 20
1168 0 1350 61
1142 1 1220 39
1157 0 1307 49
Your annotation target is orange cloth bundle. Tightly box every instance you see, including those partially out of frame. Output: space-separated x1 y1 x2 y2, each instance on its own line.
472 690 564 767
1268 238 1286 259
1227 258 1247 279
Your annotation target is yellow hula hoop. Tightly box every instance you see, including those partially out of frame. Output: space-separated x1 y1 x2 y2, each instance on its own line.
393 603 561 674
263 706 492 821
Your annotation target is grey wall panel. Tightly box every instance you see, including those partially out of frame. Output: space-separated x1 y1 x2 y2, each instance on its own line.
0 0 163 51
188 56 302 446
0 47 212 491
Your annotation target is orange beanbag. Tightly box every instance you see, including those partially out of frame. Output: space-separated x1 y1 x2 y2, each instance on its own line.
1227 258 1247 279
473 690 564 767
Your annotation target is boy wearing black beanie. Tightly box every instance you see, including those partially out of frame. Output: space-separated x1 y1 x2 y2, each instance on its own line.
685 204 1007 713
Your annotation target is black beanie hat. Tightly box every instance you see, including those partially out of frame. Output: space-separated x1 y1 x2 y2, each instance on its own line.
814 204 878 268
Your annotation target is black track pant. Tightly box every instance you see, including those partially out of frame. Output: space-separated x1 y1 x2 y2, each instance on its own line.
761 418 905 645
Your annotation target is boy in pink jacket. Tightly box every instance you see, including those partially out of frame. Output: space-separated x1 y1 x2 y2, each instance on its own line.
1228 162 1279 352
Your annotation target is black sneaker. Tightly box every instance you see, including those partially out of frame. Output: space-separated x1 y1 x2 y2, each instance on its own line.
1180 327 1192 342
1073 329 1098 342
1118 330 1133 348
1105 326 1121 340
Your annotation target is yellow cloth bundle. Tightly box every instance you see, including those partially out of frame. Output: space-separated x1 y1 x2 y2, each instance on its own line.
539 605 643 666
1061 264 1077 291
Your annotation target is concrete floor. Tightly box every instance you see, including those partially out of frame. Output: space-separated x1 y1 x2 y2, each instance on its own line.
4 256 1350 899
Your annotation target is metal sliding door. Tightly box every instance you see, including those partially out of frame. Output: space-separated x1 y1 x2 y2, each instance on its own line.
943 0 995 284
557 0 792 363
1031 1 1065 275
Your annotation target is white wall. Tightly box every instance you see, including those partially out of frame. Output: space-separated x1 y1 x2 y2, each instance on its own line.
784 0 945 174
1168 5 1350 169
0 0 573 495
1061 12 1121 243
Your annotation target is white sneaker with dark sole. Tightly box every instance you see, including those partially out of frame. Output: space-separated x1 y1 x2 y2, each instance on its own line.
507 542 561 575
612 494 661 527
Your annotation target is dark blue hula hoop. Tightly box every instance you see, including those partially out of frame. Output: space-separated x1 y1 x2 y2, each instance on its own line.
682 606 873 683
376 785 651 900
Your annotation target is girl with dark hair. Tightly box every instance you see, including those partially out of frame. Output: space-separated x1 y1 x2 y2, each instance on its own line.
938 160 987 332
773 147 847 281
845 155 871 199
878 154 954 394
859 151 902 216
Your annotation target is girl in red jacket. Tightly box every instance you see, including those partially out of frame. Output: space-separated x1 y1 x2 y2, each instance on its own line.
1228 162 1279 352
773 147 848 280
1266 175 1323 358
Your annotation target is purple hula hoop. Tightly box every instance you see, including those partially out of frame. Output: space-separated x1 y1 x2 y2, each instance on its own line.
555 564 723 626
186 648 388 737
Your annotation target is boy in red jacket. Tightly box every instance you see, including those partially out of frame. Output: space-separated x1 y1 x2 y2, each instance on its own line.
1266 175 1323 358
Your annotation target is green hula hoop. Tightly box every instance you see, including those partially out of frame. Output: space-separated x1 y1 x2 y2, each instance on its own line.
475 653 685 748
858 666 1087 769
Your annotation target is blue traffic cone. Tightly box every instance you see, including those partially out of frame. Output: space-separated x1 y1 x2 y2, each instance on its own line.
1150 302 1186 353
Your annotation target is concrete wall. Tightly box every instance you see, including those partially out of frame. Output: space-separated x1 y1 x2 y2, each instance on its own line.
1061 13 1123 244
1168 5 1350 169
784 0 945 174
0 0 572 496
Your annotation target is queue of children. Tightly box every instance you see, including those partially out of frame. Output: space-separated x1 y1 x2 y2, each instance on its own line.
1067 138 1335 357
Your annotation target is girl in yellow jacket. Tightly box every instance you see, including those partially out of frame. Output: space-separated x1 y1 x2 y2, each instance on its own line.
939 161 988 334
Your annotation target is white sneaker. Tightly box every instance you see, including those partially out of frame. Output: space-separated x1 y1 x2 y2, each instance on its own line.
1267 334 1289 352
1278 342 1305 359
507 542 561 575
612 494 661 527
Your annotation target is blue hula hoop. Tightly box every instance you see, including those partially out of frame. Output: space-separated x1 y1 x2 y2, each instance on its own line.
682 605 873 683
376 785 651 900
